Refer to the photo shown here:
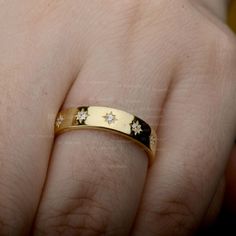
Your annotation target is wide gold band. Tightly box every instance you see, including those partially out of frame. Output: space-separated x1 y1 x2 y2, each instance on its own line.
55 106 157 166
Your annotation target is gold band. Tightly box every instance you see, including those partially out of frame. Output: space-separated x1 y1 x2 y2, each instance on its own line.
55 106 157 166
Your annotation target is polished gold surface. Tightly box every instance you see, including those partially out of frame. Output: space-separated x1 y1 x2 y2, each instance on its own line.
55 106 157 166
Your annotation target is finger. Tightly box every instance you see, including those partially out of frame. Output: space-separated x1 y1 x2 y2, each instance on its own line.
225 145 236 212
33 54 171 235
132 30 236 235
32 3 178 233
196 0 230 21
202 177 225 227
0 2 81 234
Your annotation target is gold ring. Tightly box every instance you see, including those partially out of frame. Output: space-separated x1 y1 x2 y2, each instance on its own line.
55 106 157 166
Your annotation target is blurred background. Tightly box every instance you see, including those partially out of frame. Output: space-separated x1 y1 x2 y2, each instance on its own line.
228 0 236 32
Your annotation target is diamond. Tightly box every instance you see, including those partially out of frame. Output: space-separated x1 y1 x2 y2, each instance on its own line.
56 114 64 128
103 111 117 125
131 120 142 135
150 135 155 145
75 108 89 123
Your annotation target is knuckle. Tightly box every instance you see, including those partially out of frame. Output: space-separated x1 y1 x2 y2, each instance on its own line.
206 29 236 87
36 181 115 236
145 198 198 235
182 22 236 86
37 197 109 235
211 29 236 61
203 23 236 58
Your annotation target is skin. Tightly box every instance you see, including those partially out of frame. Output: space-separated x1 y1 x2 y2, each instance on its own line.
0 0 235 235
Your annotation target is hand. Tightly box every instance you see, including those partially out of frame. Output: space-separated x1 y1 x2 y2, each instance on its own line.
0 1 235 235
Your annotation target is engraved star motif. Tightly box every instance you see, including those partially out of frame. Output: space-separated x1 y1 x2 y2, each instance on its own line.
103 111 117 125
56 114 64 128
75 108 89 123
131 120 142 135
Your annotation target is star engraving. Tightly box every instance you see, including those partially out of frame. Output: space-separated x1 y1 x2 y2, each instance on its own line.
150 135 156 145
75 108 89 123
56 114 64 128
131 120 142 135
103 111 117 125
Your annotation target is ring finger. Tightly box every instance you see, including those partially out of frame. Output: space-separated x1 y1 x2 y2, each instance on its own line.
33 6 177 234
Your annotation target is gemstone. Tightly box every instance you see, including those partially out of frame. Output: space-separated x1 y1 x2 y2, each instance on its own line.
131 120 142 135
150 135 155 145
103 111 117 125
56 114 64 128
75 108 89 123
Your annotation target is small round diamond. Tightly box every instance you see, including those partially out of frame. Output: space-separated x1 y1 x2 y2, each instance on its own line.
75 108 89 123
56 114 64 128
150 135 155 145
103 111 117 125
131 120 142 135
